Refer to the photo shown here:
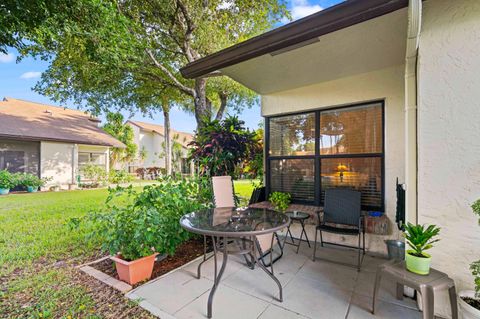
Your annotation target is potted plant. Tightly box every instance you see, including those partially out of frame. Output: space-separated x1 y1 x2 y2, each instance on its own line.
0 170 18 195
458 199 480 318
19 173 48 192
403 222 440 275
269 192 292 213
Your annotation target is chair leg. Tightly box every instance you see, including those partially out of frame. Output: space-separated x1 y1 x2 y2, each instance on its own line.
312 228 318 261
357 234 361 271
319 229 324 247
363 230 366 255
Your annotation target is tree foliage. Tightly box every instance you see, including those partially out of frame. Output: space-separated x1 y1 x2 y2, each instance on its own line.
2 0 289 129
102 113 137 166
188 115 258 177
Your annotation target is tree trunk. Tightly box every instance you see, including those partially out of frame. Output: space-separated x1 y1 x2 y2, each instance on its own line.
215 92 227 121
163 106 172 176
194 78 211 129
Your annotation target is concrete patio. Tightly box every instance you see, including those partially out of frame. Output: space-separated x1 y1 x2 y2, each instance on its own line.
127 225 425 319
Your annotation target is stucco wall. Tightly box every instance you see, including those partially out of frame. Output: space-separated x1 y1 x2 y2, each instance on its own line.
417 0 480 315
40 141 75 188
262 65 405 254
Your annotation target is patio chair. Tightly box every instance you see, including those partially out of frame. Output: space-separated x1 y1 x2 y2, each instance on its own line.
312 188 365 271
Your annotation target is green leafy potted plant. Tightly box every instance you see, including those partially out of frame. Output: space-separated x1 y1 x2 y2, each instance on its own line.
269 192 292 213
403 222 440 275
458 199 480 318
18 173 48 192
0 170 18 195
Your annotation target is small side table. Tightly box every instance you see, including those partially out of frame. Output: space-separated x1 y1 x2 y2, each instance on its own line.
372 260 458 319
283 211 311 253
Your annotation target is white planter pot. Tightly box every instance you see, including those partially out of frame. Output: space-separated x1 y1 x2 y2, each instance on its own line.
458 290 480 319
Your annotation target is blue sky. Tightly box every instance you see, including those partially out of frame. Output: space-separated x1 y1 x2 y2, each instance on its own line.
0 0 343 133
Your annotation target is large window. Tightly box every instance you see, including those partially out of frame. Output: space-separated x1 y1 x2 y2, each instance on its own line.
266 102 384 210
78 152 107 170
0 140 40 175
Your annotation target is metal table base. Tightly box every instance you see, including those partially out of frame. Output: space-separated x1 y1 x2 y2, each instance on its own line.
205 235 283 318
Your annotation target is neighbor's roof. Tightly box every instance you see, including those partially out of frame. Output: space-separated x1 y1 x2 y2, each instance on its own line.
127 120 194 148
0 97 125 148
180 0 408 79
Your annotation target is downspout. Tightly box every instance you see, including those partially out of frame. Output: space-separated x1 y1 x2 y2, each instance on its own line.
405 0 422 224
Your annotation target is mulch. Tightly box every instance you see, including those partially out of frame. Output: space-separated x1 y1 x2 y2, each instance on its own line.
93 237 211 288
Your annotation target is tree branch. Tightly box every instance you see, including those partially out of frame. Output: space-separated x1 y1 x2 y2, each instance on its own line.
145 49 195 97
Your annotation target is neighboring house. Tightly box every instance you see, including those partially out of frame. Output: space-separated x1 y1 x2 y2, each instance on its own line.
181 0 480 316
126 120 194 176
0 97 124 189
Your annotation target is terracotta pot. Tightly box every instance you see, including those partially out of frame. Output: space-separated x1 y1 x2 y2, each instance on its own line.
458 290 480 319
110 253 158 285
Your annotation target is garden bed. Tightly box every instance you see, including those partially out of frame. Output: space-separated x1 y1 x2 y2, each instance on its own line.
93 237 211 288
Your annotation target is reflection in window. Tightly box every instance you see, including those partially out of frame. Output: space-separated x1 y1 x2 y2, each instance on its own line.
321 157 382 208
320 104 382 155
269 113 315 156
270 159 315 201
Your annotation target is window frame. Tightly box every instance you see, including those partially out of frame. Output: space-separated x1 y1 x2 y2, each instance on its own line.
78 152 107 169
265 100 385 211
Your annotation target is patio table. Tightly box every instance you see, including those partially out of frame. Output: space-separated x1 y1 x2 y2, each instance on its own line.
180 207 290 318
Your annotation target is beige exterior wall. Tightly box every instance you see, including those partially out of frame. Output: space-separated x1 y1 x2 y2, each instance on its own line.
40 142 110 189
417 0 480 316
262 65 405 254
40 141 75 189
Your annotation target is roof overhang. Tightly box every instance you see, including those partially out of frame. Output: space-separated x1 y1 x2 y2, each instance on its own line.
180 0 409 89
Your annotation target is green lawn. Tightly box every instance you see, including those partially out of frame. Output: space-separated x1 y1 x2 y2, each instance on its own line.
233 179 260 205
0 188 153 318
0 181 258 318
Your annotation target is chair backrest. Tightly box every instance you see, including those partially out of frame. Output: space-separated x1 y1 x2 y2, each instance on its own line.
212 176 235 208
323 188 361 226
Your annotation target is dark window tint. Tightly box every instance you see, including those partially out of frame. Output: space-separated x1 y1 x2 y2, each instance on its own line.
270 159 315 202
269 113 315 156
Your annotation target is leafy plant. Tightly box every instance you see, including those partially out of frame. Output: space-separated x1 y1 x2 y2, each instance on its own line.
83 176 212 261
0 170 18 189
269 192 292 213
189 115 259 177
18 173 50 188
80 164 107 186
471 199 480 298
109 170 133 184
403 222 441 258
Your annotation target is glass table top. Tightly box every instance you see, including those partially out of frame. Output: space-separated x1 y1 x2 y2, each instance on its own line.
285 211 310 220
180 207 290 237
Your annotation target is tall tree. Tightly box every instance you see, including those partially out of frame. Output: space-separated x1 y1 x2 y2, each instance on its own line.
2 0 288 130
102 112 137 168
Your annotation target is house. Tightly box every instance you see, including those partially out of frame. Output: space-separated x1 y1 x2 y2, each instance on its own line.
0 97 124 189
126 120 194 176
181 0 480 316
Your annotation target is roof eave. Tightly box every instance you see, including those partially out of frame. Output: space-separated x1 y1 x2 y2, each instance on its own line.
180 0 408 79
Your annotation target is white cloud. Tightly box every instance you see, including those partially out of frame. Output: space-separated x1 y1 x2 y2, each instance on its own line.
0 53 15 63
20 71 42 79
284 0 323 22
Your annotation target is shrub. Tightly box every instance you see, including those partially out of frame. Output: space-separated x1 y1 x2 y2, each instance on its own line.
83 176 213 261
189 115 259 177
0 170 18 189
80 164 107 186
109 169 133 184
18 173 50 189
269 192 291 213
471 199 480 298
403 222 440 258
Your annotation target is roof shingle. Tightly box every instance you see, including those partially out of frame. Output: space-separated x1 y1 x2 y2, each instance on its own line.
0 97 125 148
